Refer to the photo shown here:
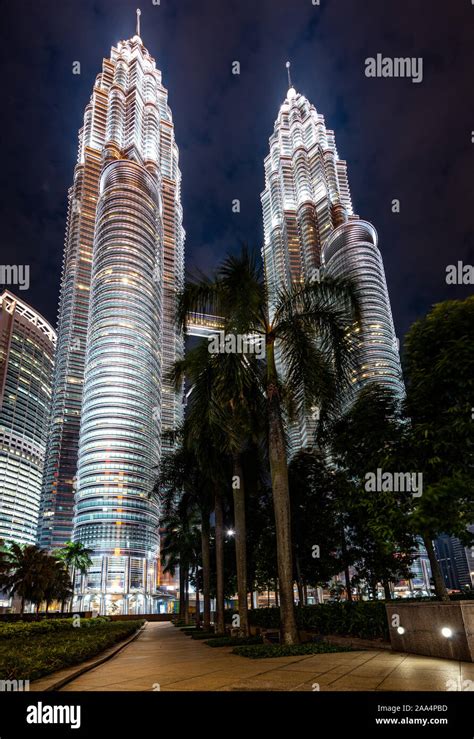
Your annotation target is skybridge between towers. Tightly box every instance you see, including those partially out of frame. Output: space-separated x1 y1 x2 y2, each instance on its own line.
185 312 224 337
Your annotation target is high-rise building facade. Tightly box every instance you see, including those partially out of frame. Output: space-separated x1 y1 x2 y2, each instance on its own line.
38 12 184 614
0 291 56 545
435 530 474 591
321 220 404 399
261 72 403 449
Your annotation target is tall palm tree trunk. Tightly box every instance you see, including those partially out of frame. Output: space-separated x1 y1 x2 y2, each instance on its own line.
195 573 201 629
214 489 226 634
69 565 76 612
179 565 185 619
344 565 353 602
295 550 304 606
184 566 190 625
340 527 353 602
201 512 211 631
266 340 299 645
232 453 249 636
423 536 449 602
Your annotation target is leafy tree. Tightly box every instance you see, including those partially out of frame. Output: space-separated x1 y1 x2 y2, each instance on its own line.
324 384 417 599
288 449 343 601
403 297 474 600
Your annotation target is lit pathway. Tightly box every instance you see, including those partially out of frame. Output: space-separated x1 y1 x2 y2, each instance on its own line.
45 622 473 692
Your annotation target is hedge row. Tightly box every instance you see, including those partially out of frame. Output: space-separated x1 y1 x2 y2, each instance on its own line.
232 642 355 659
0 616 111 640
226 602 389 641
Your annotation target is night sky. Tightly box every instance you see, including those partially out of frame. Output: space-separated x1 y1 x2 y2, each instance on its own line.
0 0 473 342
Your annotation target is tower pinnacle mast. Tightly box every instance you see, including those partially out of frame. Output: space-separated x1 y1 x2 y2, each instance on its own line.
136 8 141 38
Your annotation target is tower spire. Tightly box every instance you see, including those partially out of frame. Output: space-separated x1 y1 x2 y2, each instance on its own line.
286 61 293 90
136 8 141 37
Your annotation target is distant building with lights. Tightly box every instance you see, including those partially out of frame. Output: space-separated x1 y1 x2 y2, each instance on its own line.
435 530 474 592
0 291 56 545
38 11 185 615
261 67 403 450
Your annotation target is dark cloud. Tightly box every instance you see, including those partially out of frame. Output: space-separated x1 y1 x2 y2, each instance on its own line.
0 0 472 340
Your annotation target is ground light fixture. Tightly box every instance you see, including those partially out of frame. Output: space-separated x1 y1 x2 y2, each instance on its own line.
441 627 453 638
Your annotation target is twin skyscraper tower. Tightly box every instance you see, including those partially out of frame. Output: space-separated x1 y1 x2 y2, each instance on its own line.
38 16 184 613
37 13 402 614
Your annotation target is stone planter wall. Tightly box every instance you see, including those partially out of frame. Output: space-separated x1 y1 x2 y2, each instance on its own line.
385 601 474 662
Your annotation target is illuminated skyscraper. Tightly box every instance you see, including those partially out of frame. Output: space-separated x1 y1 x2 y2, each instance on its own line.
0 291 56 545
321 220 404 399
261 66 403 449
39 11 184 614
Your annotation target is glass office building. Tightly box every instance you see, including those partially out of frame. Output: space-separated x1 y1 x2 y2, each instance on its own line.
0 291 56 545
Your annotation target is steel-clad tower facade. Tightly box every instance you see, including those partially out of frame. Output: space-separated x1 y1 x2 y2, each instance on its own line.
38 12 184 614
261 72 402 450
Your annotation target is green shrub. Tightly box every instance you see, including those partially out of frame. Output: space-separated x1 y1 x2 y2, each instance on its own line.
232 642 354 659
0 620 144 681
205 635 263 648
0 616 117 640
225 602 389 641
190 631 220 640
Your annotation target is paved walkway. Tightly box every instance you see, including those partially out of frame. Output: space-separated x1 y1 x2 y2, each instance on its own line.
39 622 474 692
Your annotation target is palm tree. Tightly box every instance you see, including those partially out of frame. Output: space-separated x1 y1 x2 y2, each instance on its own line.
0 544 54 614
171 340 265 636
159 498 201 625
178 247 359 644
55 541 93 612
167 350 234 636
154 428 215 630
0 539 10 576
43 560 73 614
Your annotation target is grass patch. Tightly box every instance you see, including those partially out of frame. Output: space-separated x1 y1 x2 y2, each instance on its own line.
231 642 354 659
205 636 263 648
0 618 144 681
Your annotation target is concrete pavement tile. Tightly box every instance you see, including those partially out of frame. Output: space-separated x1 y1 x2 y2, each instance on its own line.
323 674 385 691
348 662 404 678
48 622 468 693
